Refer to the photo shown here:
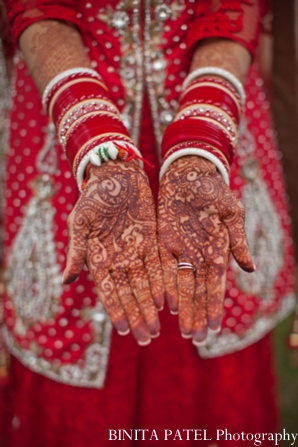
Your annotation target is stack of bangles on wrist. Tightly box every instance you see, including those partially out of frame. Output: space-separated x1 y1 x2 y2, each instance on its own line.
42 67 144 192
160 67 246 184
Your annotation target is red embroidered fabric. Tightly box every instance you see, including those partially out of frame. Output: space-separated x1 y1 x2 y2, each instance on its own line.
4 0 82 45
6 0 264 56
187 0 263 56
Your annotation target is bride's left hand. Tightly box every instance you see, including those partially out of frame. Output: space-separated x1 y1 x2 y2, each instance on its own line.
158 155 254 345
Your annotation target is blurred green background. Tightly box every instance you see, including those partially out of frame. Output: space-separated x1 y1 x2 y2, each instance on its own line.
274 313 298 445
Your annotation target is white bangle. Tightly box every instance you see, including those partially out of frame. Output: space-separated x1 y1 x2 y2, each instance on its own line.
159 148 230 186
182 67 246 106
42 67 102 109
76 140 144 193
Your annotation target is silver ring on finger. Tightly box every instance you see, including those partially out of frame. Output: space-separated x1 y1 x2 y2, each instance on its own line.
177 262 196 273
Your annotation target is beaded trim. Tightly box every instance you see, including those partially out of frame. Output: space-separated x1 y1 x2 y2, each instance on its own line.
48 78 108 121
181 81 241 112
62 111 121 151
42 67 102 109
174 104 238 142
58 99 120 144
182 67 246 106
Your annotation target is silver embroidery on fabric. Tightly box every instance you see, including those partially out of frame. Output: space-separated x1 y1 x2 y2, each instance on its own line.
198 292 296 358
231 119 283 302
144 0 185 159
101 0 185 152
100 0 144 144
3 300 112 387
0 39 11 263
6 174 62 323
6 121 60 323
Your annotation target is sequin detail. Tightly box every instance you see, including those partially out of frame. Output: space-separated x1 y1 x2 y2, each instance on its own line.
6 175 62 322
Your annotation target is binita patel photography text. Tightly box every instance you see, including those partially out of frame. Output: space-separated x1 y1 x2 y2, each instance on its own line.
108 429 298 445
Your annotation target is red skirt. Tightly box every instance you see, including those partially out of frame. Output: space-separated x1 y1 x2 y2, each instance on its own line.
2 327 279 447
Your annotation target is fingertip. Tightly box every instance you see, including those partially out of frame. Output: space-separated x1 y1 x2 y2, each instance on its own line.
117 328 130 336
192 327 208 343
165 291 178 311
113 317 130 335
62 271 79 285
149 318 161 336
151 331 160 339
138 338 151 346
192 339 206 347
153 293 164 311
208 317 222 331
241 261 256 273
181 333 192 339
233 252 255 274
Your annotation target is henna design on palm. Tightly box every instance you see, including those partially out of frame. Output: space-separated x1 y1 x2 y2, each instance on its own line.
158 156 254 344
63 160 164 345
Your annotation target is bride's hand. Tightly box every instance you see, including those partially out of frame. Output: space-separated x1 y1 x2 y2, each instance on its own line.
63 160 164 346
158 155 254 345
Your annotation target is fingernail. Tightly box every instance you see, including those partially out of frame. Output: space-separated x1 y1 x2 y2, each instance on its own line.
138 339 151 346
170 310 179 315
209 326 221 334
62 272 78 285
192 339 206 347
117 328 130 336
61 271 65 284
151 332 160 339
253 263 256 271
181 333 192 339
158 306 164 312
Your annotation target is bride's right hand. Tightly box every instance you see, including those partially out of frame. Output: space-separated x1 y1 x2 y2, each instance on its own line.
63 160 164 346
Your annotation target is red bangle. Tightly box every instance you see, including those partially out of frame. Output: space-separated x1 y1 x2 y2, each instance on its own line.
54 94 112 130
44 71 103 111
161 119 234 165
43 70 136 190
51 81 110 124
66 114 130 168
179 86 240 123
174 106 237 141
186 76 241 103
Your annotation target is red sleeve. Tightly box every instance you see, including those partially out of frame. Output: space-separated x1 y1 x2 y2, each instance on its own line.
186 0 266 57
4 0 82 46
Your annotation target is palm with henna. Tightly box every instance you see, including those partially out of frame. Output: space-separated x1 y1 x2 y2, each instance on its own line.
158 156 254 345
63 160 164 346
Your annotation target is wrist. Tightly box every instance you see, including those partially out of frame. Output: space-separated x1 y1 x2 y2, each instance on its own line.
160 66 244 183
42 68 143 192
160 147 229 185
173 154 216 169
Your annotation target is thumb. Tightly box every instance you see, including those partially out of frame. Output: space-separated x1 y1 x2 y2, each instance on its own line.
224 201 255 273
62 208 89 284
